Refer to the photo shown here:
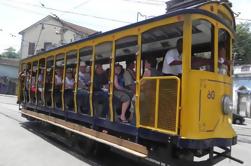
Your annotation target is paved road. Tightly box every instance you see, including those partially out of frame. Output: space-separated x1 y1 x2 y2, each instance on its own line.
0 95 91 166
0 94 251 166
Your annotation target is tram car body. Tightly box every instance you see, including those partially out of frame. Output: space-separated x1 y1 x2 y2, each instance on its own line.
18 0 241 165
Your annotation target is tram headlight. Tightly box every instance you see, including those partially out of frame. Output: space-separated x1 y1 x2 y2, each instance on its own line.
222 95 233 115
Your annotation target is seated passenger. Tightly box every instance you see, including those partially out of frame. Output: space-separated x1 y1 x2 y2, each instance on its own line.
144 57 161 77
54 68 63 108
162 38 183 76
123 60 136 121
77 62 90 114
37 69 44 105
218 43 231 75
114 64 131 123
93 64 109 118
64 69 75 110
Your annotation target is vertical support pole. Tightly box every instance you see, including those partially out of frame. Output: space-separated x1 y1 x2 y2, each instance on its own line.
28 62 33 103
109 40 116 122
214 28 219 73
180 15 192 134
62 53 67 112
135 32 142 128
74 49 80 113
89 45 95 117
17 62 22 104
51 56 56 109
154 79 160 128
42 58 47 106
35 60 40 105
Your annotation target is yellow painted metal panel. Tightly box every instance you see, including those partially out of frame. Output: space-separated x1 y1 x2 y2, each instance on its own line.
139 76 180 135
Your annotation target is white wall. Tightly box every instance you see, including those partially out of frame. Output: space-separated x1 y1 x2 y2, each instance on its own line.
0 65 18 78
20 18 82 59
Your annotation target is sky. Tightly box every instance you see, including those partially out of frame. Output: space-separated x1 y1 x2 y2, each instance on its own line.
0 0 250 54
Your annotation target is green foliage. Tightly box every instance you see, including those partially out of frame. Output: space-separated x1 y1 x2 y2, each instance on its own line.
233 23 251 65
0 47 20 59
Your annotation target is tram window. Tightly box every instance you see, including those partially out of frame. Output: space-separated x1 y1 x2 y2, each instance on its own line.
191 19 214 72
114 36 137 122
93 42 112 119
54 54 64 109
218 29 231 76
30 61 38 104
18 64 26 103
77 47 92 115
25 63 31 103
37 58 45 105
64 51 77 111
45 57 54 107
142 22 184 76
20 63 29 103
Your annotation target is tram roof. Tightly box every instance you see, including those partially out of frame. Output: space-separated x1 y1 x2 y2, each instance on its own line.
22 1 235 62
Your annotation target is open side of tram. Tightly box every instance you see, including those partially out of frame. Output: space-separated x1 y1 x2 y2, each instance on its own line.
17 1 242 165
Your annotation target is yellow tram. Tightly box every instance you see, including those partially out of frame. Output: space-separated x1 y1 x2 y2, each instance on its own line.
18 0 241 165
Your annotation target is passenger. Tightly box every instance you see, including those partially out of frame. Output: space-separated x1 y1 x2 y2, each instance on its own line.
123 60 136 122
114 64 131 123
65 69 74 89
93 64 109 118
37 68 44 105
55 68 63 87
218 43 231 75
162 38 183 76
123 60 136 92
54 68 63 108
18 69 26 103
78 62 90 89
77 62 90 114
144 57 161 77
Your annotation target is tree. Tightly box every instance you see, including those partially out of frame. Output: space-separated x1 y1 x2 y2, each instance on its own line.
0 47 20 59
233 22 251 65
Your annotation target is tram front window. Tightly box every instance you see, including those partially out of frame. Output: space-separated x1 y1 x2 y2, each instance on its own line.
191 19 214 72
218 29 231 76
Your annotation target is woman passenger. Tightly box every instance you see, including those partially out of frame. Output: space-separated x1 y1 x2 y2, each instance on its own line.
114 64 131 123
65 69 75 110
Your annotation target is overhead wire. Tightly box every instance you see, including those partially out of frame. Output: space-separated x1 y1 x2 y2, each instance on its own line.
0 0 132 24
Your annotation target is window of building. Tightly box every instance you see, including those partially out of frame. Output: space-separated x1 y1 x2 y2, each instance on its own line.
44 42 52 51
28 42 35 55
241 66 250 72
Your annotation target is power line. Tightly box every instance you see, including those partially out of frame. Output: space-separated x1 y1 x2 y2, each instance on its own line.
122 0 163 6
0 0 132 24
236 18 251 22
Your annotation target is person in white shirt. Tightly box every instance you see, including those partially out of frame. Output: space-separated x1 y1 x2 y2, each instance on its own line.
55 69 63 86
162 38 183 75
65 69 75 89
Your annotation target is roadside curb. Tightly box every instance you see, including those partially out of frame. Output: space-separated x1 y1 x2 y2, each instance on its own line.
238 136 251 144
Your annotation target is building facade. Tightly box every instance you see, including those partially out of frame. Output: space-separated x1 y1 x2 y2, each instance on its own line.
0 58 19 95
19 15 97 59
233 65 251 118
